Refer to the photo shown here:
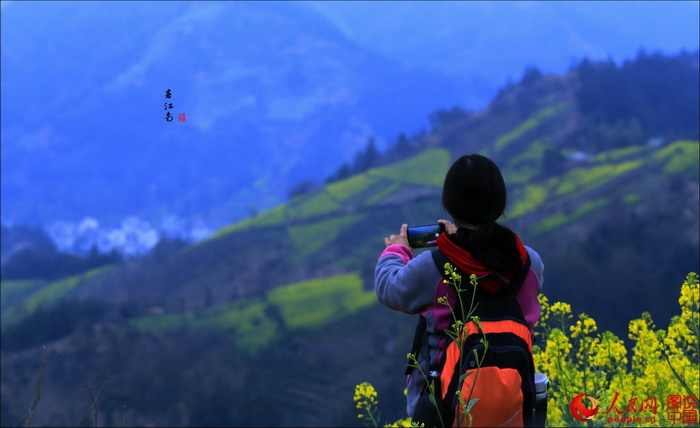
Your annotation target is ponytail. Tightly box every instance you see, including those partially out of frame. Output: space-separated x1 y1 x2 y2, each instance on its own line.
469 221 496 243
466 222 521 274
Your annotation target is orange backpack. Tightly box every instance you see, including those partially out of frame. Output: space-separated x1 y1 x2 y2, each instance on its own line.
411 251 536 427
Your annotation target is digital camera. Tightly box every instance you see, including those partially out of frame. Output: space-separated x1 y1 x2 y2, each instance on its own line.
407 224 446 248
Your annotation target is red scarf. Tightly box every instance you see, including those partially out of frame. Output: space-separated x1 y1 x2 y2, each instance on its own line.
436 232 528 293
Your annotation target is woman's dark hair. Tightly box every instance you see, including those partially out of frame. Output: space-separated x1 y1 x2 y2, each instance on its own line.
442 154 521 273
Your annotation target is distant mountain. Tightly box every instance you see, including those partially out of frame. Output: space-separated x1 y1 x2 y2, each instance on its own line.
1 1 466 230
311 1 700 105
3 1 698 243
2 52 698 426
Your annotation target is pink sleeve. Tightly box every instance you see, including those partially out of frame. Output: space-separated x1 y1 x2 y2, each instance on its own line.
379 244 414 265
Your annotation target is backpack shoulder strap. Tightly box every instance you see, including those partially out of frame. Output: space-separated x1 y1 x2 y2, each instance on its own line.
431 248 450 277
405 314 427 375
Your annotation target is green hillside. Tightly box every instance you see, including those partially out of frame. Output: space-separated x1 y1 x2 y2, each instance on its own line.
211 148 450 237
1 54 698 427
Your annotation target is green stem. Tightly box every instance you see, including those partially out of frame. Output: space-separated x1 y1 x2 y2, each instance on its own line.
581 337 589 394
663 350 694 397
458 334 487 427
365 403 379 428
409 354 444 428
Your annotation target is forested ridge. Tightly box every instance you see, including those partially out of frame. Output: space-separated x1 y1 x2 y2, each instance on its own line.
1 51 698 427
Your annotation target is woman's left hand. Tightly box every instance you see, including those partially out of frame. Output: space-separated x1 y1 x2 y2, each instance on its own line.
384 224 409 247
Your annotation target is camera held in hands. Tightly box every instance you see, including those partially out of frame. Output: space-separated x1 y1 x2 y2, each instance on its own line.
407 224 446 248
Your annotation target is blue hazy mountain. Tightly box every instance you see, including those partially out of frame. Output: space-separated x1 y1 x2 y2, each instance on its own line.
2 1 698 241
311 1 700 103
1 1 468 231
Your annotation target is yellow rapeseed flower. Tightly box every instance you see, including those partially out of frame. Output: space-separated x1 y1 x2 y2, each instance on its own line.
354 382 381 426
354 382 379 406
679 273 699 314
550 302 572 316
537 294 550 325
592 331 628 369
570 313 598 338
531 275 698 426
